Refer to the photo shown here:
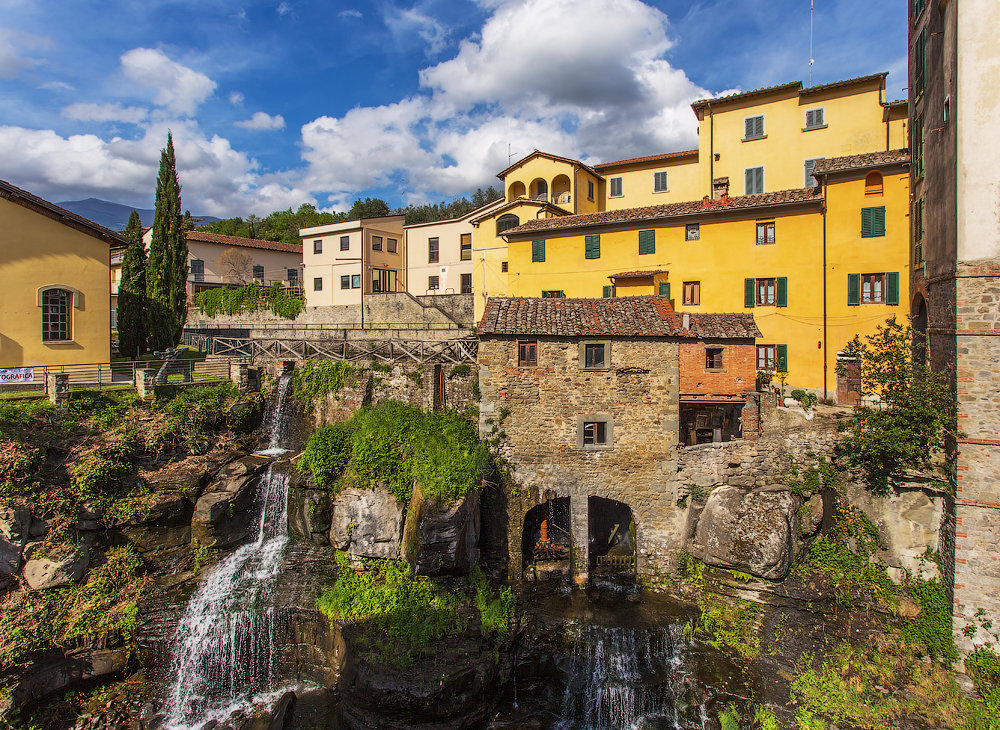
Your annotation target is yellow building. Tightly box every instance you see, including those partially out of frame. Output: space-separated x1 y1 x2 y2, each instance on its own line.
501 150 910 399
0 180 121 368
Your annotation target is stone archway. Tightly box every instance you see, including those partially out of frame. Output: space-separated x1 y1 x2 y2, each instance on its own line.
588 496 636 577
912 292 929 366
521 497 571 580
507 181 526 201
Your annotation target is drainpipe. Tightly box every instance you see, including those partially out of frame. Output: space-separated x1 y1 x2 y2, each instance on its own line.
707 103 715 197
821 177 828 401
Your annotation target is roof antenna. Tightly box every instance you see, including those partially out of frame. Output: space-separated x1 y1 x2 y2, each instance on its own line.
809 0 815 85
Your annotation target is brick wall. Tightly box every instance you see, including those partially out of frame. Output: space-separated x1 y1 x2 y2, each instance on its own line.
678 339 756 396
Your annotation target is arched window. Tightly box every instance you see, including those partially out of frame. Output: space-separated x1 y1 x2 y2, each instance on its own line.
496 214 520 235
864 171 884 196
507 181 526 201
42 288 73 341
531 178 548 201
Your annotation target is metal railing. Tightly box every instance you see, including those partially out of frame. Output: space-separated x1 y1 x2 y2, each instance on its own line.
187 334 478 365
0 357 236 395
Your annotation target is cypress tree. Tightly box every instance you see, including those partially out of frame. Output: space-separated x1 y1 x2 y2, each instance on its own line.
117 210 147 359
147 133 186 351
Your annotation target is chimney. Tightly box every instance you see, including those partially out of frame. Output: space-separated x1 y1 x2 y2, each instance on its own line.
682 312 690 331
713 176 730 200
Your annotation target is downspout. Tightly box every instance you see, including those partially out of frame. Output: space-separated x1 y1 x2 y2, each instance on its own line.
821 177 828 401
708 102 715 196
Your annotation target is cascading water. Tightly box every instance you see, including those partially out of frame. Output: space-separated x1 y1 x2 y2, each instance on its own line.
256 373 292 457
163 375 294 729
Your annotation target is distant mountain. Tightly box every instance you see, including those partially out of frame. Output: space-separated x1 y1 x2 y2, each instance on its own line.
56 198 220 232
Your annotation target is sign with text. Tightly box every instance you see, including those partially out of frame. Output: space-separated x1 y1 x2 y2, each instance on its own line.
0 367 35 384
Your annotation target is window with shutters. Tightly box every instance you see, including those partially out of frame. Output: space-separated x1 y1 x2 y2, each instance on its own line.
914 28 925 97
804 108 826 130
756 221 776 245
428 275 439 291
685 224 700 241
609 177 623 198
638 229 655 255
428 237 439 263
914 198 925 243
372 236 382 252
351 274 361 288
41 288 72 341
340 235 350 251
757 345 776 370
756 277 776 306
913 116 924 178
580 340 610 370
864 172 884 196
532 240 546 262
706 347 724 370
541 290 565 298
313 239 323 254
744 115 765 140
585 234 601 259
387 237 398 253
578 415 612 449
804 158 824 188
683 281 701 306
252 265 264 281
461 273 472 294
587 180 595 201
861 206 886 237
501 261 508 272
460 233 472 261
745 166 764 194
861 273 884 304
659 282 671 298
190 259 205 282
340 275 350 289
496 214 520 235
314 277 323 291
653 171 669 193
603 285 612 298
913 0 926 20
518 340 537 367
848 272 899 306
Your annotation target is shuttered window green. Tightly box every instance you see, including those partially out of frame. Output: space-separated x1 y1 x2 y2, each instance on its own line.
862 206 886 237
776 344 788 373
659 282 671 298
886 272 899 306
532 239 545 262
776 277 787 307
847 273 861 306
638 230 655 255
603 285 612 298
744 278 755 308
585 234 601 259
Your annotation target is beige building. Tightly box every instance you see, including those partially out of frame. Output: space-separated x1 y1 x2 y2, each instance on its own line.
405 199 505 297
300 215 406 307
1 180 122 368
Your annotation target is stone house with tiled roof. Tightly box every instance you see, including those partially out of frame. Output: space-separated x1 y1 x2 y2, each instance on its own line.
477 295 760 583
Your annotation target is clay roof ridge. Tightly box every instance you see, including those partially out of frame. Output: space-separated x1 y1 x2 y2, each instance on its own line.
0 179 128 244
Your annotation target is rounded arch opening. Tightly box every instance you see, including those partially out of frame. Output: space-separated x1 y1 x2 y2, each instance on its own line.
588 496 636 577
496 213 520 236
912 292 928 365
530 178 548 201
551 174 571 204
522 497 570 575
507 181 526 201
864 171 884 196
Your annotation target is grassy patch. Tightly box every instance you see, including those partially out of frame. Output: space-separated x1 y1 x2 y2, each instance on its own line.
695 593 761 659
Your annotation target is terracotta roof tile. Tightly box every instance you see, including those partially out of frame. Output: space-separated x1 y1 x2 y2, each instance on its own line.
504 187 822 236
691 72 886 110
610 270 667 279
594 149 698 170
477 295 759 339
187 230 302 253
0 179 128 245
811 149 910 175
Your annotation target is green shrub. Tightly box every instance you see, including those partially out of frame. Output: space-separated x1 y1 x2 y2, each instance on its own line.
69 391 141 429
470 566 514 641
292 360 354 409
153 382 237 449
967 648 1000 693
448 364 471 379
902 577 957 662
299 422 353 486
192 282 302 320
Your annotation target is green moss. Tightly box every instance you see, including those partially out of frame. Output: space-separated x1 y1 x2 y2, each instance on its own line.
448 364 471 379
695 593 761 659
192 282 303 319
292 360 355 409
902 577 957 661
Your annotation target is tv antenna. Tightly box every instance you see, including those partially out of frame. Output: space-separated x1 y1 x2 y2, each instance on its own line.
809 0 815 84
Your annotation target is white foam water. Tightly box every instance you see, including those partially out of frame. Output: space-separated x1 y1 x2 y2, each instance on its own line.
255 374 292 456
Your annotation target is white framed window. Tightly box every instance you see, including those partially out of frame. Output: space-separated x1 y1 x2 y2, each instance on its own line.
745 166 764 194
805 108 826 129
577 414 613 449
804 158 824 188
609 176 623 197
744 115 765 140
42 288 72 342
428 275 439 291
653 171 669 193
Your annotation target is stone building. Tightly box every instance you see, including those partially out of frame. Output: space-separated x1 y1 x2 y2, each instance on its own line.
476 295 759 583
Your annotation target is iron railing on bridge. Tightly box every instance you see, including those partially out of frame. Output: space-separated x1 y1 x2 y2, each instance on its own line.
0 357 236 396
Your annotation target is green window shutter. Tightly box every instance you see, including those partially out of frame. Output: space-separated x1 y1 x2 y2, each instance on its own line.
659 282 670 298
886 272 899 305
744 278 755 308
847 273 861 306
532 239 545 262
603 285 612 298
776 276 788 307
873 206 886 237
585 234 601 259
776 344 788 373
638 229 655 255
861 208 873 238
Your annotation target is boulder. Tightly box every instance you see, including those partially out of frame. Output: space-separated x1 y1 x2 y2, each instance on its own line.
401 483 480 576
288 486 332 545
191 455 269 548
227 398 264 434
0 505 31 576
119 491 192 551
690 486 797 580
24 544 90 590
329 487 404 560
800 494 824 536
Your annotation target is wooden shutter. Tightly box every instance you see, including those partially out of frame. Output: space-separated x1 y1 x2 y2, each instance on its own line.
744 278 755 308
532 239 545 262
585 234 601 259
638 229 655 255
776 344 788 373
886 272 899 305
776 277 788 307
603 285 612 298
873 206 886 236
659 282 670 298
848 273 861 306
861 208 873 237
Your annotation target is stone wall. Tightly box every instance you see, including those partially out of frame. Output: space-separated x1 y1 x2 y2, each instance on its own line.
478 335 684 582
416 293 475 326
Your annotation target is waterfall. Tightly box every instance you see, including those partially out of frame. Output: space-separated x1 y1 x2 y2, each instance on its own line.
256 374 292 456
555 624 691 730
163 375 294 729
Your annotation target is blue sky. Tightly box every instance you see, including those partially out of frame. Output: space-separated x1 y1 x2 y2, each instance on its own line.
0 0 907 217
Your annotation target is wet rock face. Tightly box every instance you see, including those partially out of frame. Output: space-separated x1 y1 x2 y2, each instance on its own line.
690 486 797 580
402 485 480 576
287 485 333 545
329 487 404 559
0 505 31 576
191 455 270 548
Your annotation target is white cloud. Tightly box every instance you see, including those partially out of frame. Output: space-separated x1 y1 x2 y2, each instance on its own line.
40 81 75 93
0 28 49 79
121 47 217 116
234 111 286 131
62 102 148 124
387 7 450 56
338 9 362 20
228 91 245 105
276 2 292 16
